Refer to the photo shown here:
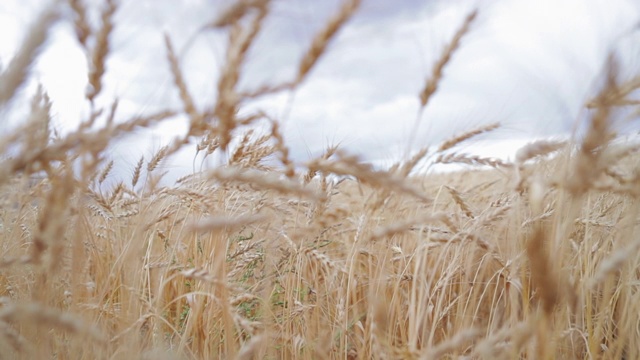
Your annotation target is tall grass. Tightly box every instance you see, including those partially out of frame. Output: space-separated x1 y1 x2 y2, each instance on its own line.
1 1 640 359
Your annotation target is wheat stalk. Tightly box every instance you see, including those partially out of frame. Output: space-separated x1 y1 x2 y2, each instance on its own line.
419 9 478 108
0 5 58 106
438 122 500 152
296 0 361 85
86 0 117 103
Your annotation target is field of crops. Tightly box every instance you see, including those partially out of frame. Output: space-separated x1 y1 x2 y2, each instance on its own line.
1 1 639 359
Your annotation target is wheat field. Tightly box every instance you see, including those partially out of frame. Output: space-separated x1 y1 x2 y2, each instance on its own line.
1 1 640 359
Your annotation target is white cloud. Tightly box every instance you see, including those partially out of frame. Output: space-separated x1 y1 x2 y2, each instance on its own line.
1 0 639 183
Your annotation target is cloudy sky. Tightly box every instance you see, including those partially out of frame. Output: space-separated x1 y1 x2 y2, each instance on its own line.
1 0 639 178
